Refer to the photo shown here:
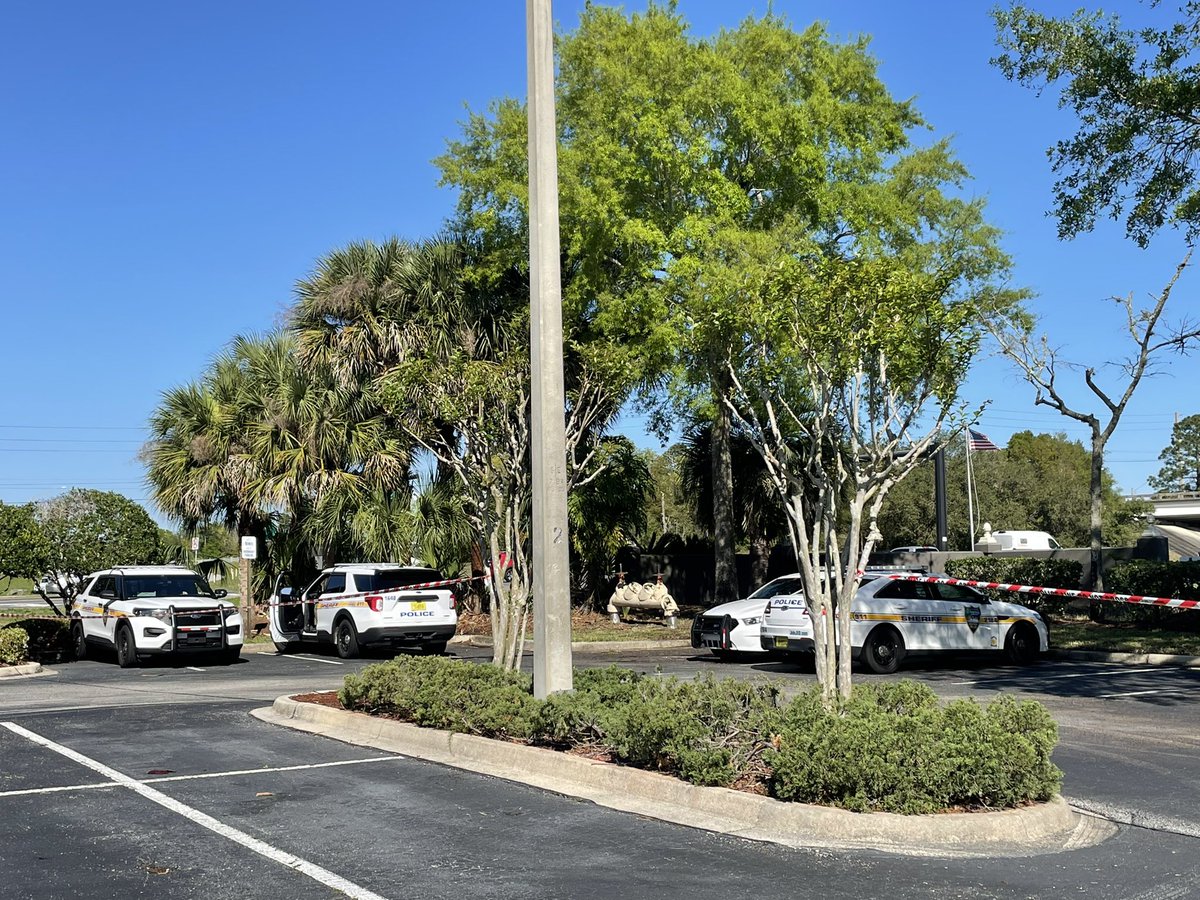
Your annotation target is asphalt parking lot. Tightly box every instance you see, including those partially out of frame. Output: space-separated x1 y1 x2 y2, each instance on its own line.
2 646 1199 899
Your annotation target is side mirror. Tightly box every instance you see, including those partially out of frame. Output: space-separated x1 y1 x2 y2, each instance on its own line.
213 589 228 599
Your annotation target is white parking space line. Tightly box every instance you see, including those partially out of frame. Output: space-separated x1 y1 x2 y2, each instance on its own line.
278 655 344 666
144 756 403 784
1097 688 1193 699
185 667 206 672
0 782 118 799
0 756 406 799
953 666 1163 686
0 721 391 900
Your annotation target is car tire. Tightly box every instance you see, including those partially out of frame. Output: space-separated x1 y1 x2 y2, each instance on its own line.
115 625 139 669
861 626 904 675
334 618 360 659
219 647 241 665
1005 623 1040 666
424 641 448 656
71 619 87 661
273 640 296 654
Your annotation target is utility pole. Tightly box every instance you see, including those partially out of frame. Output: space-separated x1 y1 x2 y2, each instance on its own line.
527 0 573 697
934 448 949 552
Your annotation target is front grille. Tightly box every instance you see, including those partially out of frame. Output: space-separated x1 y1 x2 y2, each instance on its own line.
174 611 220 627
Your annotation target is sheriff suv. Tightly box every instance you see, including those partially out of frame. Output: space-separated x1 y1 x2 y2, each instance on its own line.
758 571 1049 673
269 563 458 659
71 566 242 668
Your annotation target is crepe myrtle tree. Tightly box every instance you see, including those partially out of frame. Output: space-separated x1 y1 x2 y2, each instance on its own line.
728 252 1004 703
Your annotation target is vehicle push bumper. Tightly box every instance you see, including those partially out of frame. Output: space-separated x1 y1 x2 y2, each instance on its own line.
691 614 738 651
138 604 243 655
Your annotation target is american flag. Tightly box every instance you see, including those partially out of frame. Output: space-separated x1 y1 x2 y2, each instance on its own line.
968 428 1001 452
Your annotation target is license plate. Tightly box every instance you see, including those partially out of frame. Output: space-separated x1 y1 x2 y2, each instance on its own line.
187 632 206 643
774 636 788 649
408 601 426 611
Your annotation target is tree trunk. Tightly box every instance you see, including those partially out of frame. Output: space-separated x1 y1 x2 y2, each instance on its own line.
1089 429 1106 591
711 375 737 602
749 533 770 589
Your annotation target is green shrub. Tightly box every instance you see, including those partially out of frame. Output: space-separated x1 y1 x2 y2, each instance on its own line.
1094 561 1200 631
339 655 541 739
945 557 1083 615
601 674 782 786
0 626 30 665
767 682 1061 814
337 660 1061 812
531 665 646 749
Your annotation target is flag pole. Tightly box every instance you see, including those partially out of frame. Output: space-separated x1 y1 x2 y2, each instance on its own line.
965 429 975 549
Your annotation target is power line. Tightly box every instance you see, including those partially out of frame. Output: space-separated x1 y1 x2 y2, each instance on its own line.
0 423 147 431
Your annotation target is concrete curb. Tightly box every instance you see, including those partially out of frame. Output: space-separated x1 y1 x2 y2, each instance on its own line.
0 662 44 678
253 695 1115 858
1048 648 1200 668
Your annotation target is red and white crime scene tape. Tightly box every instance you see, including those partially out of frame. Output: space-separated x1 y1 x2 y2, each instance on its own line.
0 572 490 621
887 574 1200 611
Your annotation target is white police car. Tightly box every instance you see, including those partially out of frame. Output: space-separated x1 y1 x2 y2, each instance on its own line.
690 574 805 657
71 566 242 667
758 571 1049 673
270 563 458 659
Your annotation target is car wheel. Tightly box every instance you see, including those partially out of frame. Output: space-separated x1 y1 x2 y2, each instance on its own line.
219 647 241 665
71 619 87 661
335 618 360 659
272 640 295 654
1005 623 1040 666
115 626 139 669
424 641 448 656
862 626 904 675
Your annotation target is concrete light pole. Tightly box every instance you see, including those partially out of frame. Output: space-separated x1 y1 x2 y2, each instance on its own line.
526 0 573 697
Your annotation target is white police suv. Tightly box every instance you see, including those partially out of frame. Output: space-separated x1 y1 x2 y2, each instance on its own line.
71 566 242 668
270 563 458 659
758 571 1049 673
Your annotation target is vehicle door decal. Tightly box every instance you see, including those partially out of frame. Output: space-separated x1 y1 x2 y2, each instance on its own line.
964 605 981 632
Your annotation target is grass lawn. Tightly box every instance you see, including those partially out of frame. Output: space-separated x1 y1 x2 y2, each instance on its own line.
1 577 36 594
1049 615 1200 657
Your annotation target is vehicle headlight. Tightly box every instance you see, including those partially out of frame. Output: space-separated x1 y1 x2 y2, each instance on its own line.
133 608 172 622
742 616 761 626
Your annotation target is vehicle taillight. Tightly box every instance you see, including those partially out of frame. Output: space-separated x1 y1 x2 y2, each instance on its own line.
449 594 457 610
365 595 384 612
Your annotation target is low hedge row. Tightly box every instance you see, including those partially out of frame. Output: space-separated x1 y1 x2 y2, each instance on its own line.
0 626 30 665
944 558 1083 615
339 657 1061 814
1095 561 1200 631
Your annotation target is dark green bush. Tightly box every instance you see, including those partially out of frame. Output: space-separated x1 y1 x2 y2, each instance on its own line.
339 655 541 739
10 616 72 662
337 658 1061 812
531 665 646 749
767 683 1061 813
0 626 30 665
601 675 782 786
1094 561 1200 631
945 557 1083 615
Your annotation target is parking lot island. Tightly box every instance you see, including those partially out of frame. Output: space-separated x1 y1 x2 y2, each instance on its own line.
255 693 1115 858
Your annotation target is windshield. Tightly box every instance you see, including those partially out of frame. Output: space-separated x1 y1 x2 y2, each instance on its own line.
123 575 215 600
749 576 805 599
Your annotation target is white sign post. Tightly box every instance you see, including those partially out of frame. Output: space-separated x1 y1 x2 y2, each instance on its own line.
239 536 258 637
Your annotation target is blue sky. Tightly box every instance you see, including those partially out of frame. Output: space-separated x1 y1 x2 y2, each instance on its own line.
1 0 1195 522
